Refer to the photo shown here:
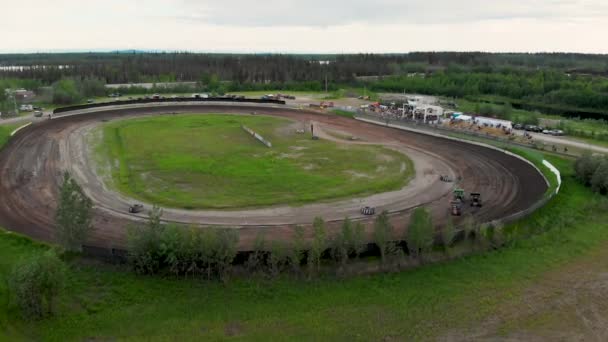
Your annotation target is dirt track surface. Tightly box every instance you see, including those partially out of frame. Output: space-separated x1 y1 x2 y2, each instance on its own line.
0 104 547 250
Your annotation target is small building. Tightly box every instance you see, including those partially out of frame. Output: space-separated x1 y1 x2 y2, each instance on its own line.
13 89 35 100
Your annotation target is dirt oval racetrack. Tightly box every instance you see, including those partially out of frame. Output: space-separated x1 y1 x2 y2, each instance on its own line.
0 104 548 251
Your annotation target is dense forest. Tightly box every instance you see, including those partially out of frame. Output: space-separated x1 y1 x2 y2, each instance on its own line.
2 52 608 117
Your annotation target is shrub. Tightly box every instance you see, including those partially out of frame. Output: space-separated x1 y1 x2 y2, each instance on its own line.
574 152 601 186
8 252 65 320
574 153 608 195
590 158 608 194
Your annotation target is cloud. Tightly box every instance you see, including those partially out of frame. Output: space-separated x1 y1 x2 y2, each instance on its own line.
175 0 608 27
1 0 608 53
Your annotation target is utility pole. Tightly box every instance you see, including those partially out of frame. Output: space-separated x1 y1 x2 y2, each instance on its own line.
324 74 328 94
12 91 18 116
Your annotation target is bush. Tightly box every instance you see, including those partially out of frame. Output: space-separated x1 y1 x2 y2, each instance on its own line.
574 153 608 195
590 158 608 194
8 252 65 320
574 152 601 186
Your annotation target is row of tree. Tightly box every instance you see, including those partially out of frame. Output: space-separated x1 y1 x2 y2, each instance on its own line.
3 52 608 84
370 70 608 113
125 205 473 281
4 52 608 117
575 153 608 194
7 172 503 320
51 77 106 104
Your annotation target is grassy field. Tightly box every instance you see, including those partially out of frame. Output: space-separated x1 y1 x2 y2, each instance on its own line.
0 124 20 147
96 114 413 209
3 152 608 340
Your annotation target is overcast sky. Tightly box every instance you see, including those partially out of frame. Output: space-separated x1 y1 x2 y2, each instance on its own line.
2 0 608 53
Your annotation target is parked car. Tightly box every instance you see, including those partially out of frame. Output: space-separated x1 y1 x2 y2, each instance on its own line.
542 129 550 134
513 123 523 130
551 130 565 136
34 110 43 117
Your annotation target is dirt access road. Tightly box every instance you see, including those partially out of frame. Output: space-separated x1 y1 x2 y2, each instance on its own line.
0 103 547 250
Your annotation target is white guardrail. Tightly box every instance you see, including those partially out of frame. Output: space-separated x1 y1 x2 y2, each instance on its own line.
543 160 562 194
10 122 32 136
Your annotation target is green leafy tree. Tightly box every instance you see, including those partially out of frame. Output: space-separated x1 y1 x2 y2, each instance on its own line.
52 78 81 104
308 217 327 276
268 240 288 277
330 219 350 269
351 222 366 258
79 77 106 97
591 158 608 194
373 210 396 265
287 226 305 274
440 216 456 256
575 152 601 186
8 251 65 320
55 172 93 252
406 207 434 261
127 206 164 274
199 228 218 280
245 232 266 275
462 214 478 247
214 229 239 282
160 225 189 277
